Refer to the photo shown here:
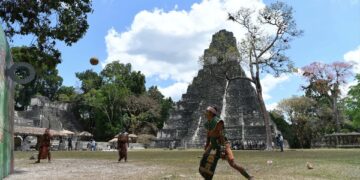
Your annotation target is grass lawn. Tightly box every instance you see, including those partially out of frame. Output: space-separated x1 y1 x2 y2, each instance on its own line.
12 148 360 180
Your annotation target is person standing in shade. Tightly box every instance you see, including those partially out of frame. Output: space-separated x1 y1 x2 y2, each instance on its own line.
67 137 73 151
117 131 129 162
203 106 253 179
35 128 52 163
90 139 96 151
277 134 284 152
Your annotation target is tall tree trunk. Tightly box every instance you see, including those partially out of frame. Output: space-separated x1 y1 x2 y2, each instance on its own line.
332 96 340 132
256 88 273 150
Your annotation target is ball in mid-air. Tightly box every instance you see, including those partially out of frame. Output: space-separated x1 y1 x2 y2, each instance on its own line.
90 57 99 65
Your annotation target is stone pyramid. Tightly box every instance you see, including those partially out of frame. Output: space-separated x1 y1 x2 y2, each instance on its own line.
155 30 275 149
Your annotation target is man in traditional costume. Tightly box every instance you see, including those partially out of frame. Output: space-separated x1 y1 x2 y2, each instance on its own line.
35 128 52 163
200 106 253 179
117 131 129 162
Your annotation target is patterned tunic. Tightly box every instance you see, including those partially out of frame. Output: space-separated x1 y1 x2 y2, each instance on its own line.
204 116 227 149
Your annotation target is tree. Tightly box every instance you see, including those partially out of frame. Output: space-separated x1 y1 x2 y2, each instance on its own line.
225 2 303 150
0 0 92 52
277 96 317 148
74 61 173 140
147 86 174 128
55 86 77 102
84 83 129 131
269 110 295 148
2 1 93 110
148 86 164 102
75 70 103 93
159 97 173 129
302 61 353 132
100 62 146 95
11 46 63 110
74 62 152 139
344 74 360 130
123 94 160 132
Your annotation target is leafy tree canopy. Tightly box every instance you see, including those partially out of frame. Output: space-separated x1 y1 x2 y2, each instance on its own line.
100 62 146 95
302 61 353 132
0 0 93 52
74 61 171 140
76 70 102 93
55 86 77 102
11 46 63 110
344 74 360 130
277 96 317 148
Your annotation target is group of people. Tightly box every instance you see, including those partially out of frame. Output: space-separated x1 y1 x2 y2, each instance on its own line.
36 105 289 179
59 137 73 151
35 129 129 163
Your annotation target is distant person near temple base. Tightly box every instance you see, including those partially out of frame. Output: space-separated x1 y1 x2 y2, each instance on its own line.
118 131 129 162
90 139 96 151
35 128 52 163
276 134 284 152
67 137 73 151
200 106 253 180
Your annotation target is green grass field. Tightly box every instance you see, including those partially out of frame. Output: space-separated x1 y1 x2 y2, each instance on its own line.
13 149 360 180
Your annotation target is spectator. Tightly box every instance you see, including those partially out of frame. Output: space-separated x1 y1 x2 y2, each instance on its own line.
277 134 284 152
91 139 96 151
67 137 73 151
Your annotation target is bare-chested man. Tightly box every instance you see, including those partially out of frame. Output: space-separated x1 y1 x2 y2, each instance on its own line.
35 128 52 163
117 131 129 162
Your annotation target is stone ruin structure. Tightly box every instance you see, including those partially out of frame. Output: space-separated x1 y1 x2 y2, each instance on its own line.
311 132 360 148
155 30 278 149
14 95 84 150
14 95 83 131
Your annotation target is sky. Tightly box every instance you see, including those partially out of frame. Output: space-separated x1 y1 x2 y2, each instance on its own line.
11 0 360 110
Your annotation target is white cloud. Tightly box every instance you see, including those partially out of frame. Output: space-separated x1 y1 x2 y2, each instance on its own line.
344 45 360 73
104 0 266 101
261 74 291 101
340 80 357 98
266 102 278 111
341 45 360 96
158 82 189 101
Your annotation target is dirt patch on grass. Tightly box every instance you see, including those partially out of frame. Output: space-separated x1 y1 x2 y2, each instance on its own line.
6 159 171 180
6 149 360 180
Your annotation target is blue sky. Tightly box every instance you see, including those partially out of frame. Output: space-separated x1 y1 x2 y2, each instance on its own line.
10 0 360 110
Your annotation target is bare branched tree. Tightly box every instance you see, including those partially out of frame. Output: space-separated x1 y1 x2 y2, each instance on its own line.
223 2 303 150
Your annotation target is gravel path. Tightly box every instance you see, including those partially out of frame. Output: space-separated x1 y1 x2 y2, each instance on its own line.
5 159 171 180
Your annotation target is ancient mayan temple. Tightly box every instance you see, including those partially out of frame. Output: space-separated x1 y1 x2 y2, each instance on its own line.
14 95 83 132
155 30 277 149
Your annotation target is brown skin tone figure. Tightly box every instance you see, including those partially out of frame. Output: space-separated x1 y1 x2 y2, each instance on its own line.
35 128 52 163
204 107 254 180
117 133 129 162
